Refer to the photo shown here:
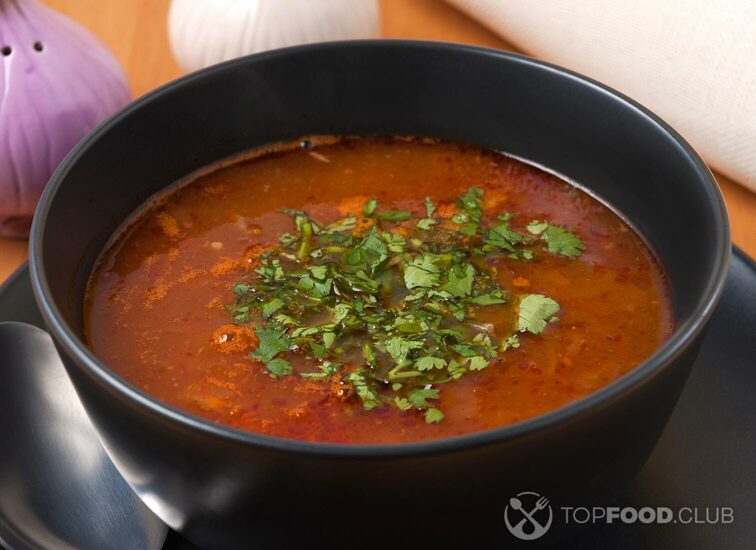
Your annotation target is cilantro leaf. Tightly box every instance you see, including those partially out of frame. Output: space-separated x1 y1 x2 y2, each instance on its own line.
457 187 484 217
322 332 336 349
394 397 412 411
468 356 490 371
279 233 297 247
265 357 293 378
362 343 377 366
542 226 585 258
250 326 291 363
424 197 436 218
385 336 423 364
408 387 439 409
300 361 339 379
416 198 437 230
233 283 253 296
417 218 437 230
458 222 478 237
325 217 357 233
308 265 328 280
415 356 447 371
518 294 560 334
344 227 388 272
404 254 442 289
348 370 381 410
447 359 466 379
527 221 585 258
469 288 507 305
378 210 412 221
501 334 520 351
451 343 480 357
382 232 406 253
526 220 549 235
442 262 474 297
485 222 526 251
262 298 284 318
424 408 444 423
308 340 327 358
363 198 378 216
298 275 332 299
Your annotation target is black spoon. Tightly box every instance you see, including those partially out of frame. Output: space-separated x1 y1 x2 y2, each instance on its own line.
0 322 167 549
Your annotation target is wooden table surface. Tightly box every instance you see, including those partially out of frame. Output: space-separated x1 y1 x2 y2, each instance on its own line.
2 0 754 283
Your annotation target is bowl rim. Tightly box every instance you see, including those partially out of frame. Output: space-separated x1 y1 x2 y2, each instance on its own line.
29 39 731 458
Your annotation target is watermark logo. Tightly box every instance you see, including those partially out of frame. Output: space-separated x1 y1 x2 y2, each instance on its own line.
504 490 735 541
504 491 553 540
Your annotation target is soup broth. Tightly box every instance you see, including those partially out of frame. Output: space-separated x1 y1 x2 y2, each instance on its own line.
85 137 673 444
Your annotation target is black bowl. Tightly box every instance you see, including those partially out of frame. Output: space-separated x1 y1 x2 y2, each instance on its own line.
29 41 729 548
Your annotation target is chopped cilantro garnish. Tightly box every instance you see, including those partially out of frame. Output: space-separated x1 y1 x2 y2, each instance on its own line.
363 198 378 216
265 357 293 378
225 187 585 421
501 334 520 351
408 387 439 408
348 369 381 410
261 298 284 318
394 396 412 410
385 336 423 364
469 288 507 305
404 254 442 289
468 356 490 371
378 210 413 222
250 326 291 363
527 220 585 258
417 197 437 230
518 294 561 334
485 220 527 251
249 326 293 377
415 356 447 371
442 262 474 297
325 217 357 233
526 220 549 235
424 408 444 424
424 197 436 218
417 218 437 230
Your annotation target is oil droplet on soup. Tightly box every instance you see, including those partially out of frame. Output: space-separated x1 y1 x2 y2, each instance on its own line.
85 136 673 444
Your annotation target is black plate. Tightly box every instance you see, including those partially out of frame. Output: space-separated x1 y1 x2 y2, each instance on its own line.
2 248 754 549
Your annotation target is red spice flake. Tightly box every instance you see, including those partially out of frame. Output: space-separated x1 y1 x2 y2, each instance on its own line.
287 405 308 419
336 195 370 216
178 269 202 283
210 324 259 354
241 243 274 270
512 276 530 287
210 258 241 277
155 212 181 238
143 279 170 309
205 376 240 394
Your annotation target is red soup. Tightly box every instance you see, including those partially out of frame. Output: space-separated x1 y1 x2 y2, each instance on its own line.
85 136 673 444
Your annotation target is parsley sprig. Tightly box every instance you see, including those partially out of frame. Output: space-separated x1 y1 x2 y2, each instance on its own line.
227 187 584 422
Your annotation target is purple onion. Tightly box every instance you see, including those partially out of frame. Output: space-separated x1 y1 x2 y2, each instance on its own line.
0 0 130 238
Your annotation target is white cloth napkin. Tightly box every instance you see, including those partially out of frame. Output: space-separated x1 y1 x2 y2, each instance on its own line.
447 0 756 192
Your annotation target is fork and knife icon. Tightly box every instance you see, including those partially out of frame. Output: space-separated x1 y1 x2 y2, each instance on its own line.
507 494 552 539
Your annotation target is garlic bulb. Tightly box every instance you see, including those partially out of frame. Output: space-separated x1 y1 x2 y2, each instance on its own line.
0 0 130 238
168 0 380 73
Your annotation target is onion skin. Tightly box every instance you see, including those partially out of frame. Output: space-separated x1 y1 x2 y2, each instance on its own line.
0 0 130 238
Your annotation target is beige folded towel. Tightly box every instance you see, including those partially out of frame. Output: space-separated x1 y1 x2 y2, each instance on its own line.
448 0 756 192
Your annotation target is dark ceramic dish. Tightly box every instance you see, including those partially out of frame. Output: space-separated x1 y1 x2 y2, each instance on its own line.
29 41 729 548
